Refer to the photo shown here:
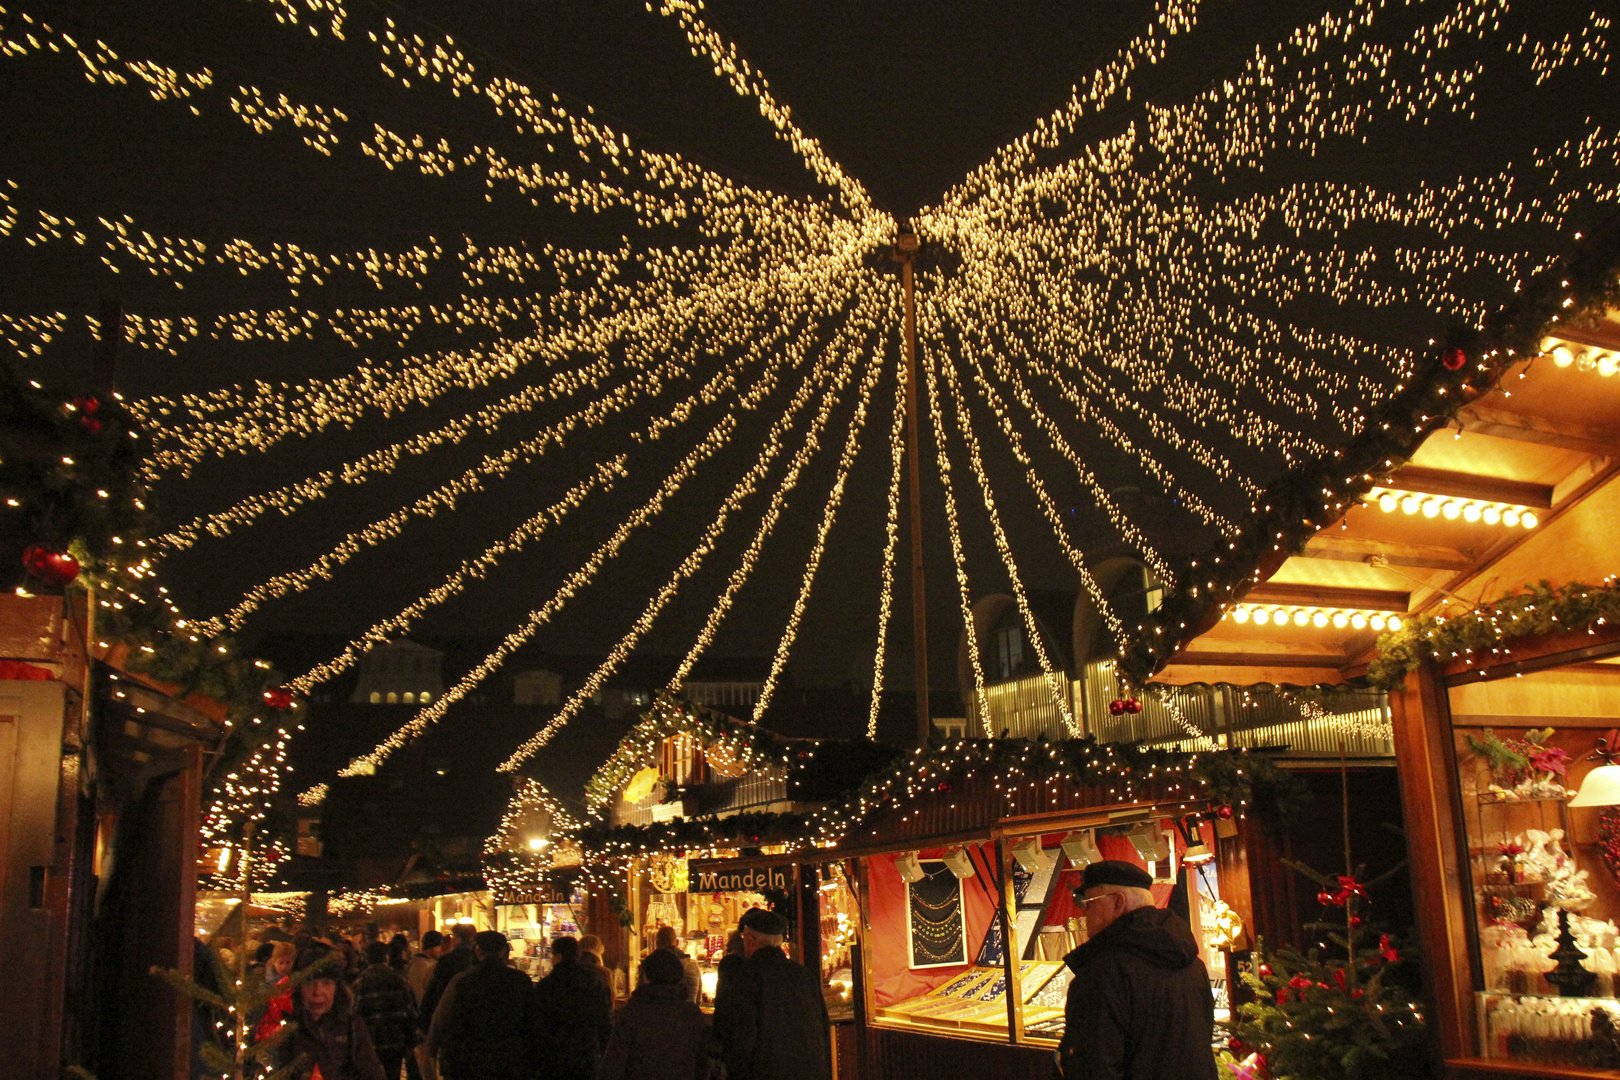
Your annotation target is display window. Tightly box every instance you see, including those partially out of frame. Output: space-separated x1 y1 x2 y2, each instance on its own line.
1448 657 1620 1068
861 810 1225 1047
815 862 860 1020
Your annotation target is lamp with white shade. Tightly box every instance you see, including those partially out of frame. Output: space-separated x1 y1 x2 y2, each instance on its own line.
1569 730 1620 807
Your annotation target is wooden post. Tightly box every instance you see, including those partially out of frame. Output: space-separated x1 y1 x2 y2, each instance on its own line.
896 233 930 747
995 838 1025 1044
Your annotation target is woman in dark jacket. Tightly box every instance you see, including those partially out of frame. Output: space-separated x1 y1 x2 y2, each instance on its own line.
600 950 712 1080
277 948 388 1080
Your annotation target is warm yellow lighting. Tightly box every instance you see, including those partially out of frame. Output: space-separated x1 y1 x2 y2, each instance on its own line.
1520 511 1539 529
1441 500 1461 520
1482 506 1501 525
1552 345 1576 367
1252 608 1270 625
1421 498 1441 518
1232 607 1251 624
1311 611 1328 628
1378 492 1398 513
1401 495 1421 515
1463 503 1482 522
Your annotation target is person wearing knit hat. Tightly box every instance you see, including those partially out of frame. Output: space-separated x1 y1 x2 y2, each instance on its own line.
1058 858 1217 1080
274 948 386 1080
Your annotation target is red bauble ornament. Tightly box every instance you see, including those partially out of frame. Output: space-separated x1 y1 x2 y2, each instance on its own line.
72 395 100 416
1441 347 1468 370
1316 890 1337 906
1258 963 1273 978
1216 804 1235 819
261 688 295 710
22 544 80 587
1109 699 1126 716
1125 697 1143 714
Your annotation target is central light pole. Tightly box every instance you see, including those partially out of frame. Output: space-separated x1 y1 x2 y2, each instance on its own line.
896 232 930 747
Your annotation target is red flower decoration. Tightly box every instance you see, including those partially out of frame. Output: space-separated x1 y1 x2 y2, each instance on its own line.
1529 746 1571 777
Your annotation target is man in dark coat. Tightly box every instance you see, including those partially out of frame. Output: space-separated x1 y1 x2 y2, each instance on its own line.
1058 860 1218 1080
426 930 534 1080
532 935 613 1080
418 923 477 1030
712 908 830 1080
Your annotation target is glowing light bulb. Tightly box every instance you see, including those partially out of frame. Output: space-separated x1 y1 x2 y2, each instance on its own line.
1463 503 1482 523
1552 345 1575 367
1387 616 1403 632
1401 495 1421 515
1311 611 1328 628
1378 492 1398 513
1351 613 1368 630
1292 609 1310 627
1252 608 1270 625
1331 612 1349 629
1422 498 1441 518
1520 511 1539 529
1232 607 1251 624
1370 614 1387 631
1600 353 1618 377
1441 500 1461 520
1502 508 1521 527
1483 506 1501 525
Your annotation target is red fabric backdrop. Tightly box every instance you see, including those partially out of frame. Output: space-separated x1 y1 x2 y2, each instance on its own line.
868 821 1196 1004
868 844 999 1004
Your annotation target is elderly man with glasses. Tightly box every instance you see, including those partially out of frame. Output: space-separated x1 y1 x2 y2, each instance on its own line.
1057 861 1218 1080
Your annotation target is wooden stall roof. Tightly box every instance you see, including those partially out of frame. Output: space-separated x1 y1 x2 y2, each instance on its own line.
1157 310 1620 688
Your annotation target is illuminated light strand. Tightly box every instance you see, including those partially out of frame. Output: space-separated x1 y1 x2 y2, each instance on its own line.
286 457 628 694
752 305 892 721
153 277 782 553
345 302 842 776
653 0 874 215
665 296 894 698
503 314 870 769
963 315 1179 587
865 298 910 739
915 306 991 726
932 316 1078 736
290 301 813 690
949 329 1129 655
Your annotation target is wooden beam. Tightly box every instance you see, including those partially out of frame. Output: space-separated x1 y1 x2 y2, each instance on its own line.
1386 465 1553 509
1457 402 1620 460
1242 581 1410 612
1300 533 1474 571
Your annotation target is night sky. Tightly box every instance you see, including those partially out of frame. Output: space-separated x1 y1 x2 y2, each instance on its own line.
3 0 1615 721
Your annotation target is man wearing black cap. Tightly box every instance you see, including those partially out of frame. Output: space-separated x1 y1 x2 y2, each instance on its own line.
426 930 534 1080
712 908 831 1080
1058 860 1217 1080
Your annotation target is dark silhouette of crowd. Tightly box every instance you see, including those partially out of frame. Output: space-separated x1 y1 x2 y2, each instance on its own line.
218 906 829 1080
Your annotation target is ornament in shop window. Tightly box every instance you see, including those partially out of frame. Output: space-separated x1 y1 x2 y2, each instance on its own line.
22 544 80 588
261 687 295 710
1442 346 1468 370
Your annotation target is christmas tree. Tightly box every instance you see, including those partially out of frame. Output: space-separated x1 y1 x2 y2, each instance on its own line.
151 941 342 1080
1220 755 1429 1080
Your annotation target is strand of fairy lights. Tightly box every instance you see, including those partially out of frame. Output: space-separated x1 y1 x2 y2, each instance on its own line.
663 293 895 700
915 307 992 726
285 458 626 694
339 310 840 775
931 312 1079 736
865 296 909 739
500 317 871 769
947 325 1130 655
752 299 892 722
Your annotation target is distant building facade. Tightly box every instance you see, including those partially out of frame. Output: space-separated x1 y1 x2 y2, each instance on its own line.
350 640 445 704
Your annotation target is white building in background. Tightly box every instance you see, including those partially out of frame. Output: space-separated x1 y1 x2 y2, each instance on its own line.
350 639 445 704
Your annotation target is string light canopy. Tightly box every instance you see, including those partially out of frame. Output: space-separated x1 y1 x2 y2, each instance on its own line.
3 0 1619 849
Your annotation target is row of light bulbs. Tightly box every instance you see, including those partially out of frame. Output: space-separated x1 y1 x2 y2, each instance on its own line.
1547 343 1620 376
1368 488 1540 528
1228 605 1404 632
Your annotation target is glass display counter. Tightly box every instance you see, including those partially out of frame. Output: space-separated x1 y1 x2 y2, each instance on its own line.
860 810 1223 1048
1448 658 1620 1067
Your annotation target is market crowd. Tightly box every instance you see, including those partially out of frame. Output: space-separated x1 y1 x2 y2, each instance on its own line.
218 906 830 1080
